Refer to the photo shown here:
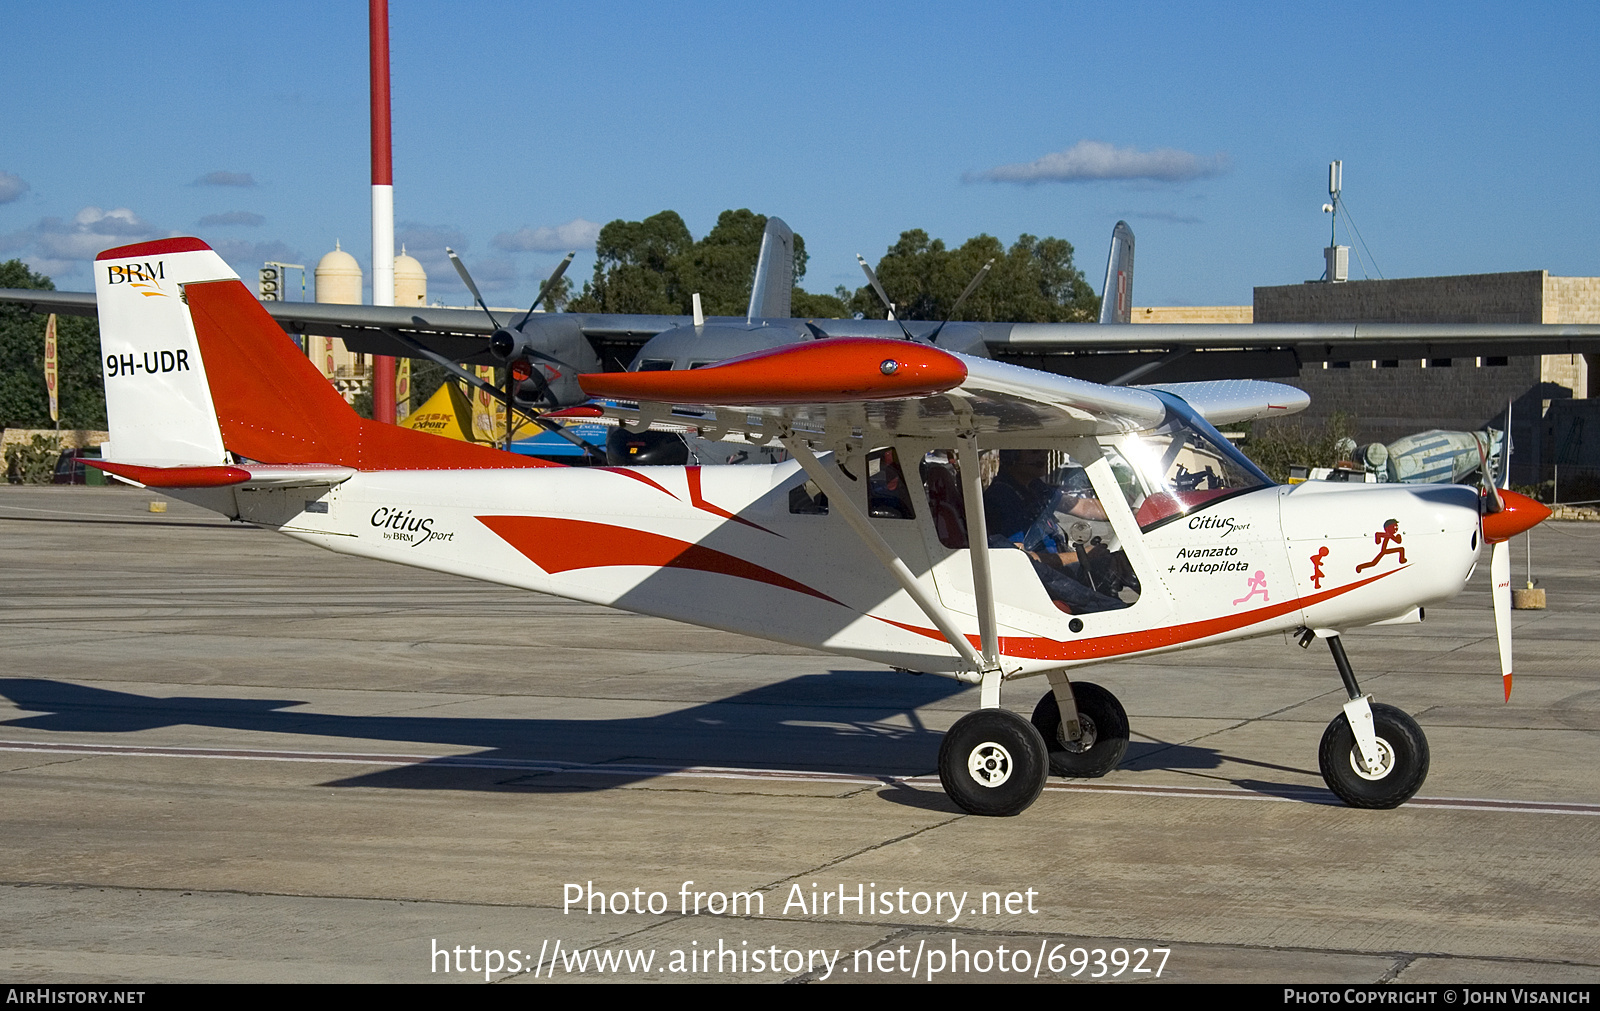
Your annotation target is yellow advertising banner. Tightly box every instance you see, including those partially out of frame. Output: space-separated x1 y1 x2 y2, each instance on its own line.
399 380 485 443
395 357 412 421
44 313 58 423
471 365 501 442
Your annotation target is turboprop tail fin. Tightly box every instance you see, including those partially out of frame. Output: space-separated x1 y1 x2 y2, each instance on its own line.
94 238 552 473
1097 221 1135 325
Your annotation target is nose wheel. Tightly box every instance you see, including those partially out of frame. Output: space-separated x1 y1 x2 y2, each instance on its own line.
938 709 1049 817
1318 702 1430 808
1313 633 1430 808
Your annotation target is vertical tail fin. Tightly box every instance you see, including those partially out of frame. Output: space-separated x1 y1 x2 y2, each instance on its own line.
95 237 553 472
95 239 234 466
746 217 794 322
1097 221 1135 325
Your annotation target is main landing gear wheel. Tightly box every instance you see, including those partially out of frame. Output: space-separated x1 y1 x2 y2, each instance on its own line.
938 709 1049 817
1030 682 1129 778
1318 703 1430 809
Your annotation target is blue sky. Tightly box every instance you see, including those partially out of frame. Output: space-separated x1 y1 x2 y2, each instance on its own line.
2 1 1595 310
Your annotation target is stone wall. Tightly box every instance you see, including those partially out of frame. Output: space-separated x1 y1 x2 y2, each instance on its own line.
1252 271 1572 483
1130 305 1253 324
1256 271 1546 324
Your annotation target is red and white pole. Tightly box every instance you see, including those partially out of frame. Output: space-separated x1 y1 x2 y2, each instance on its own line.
369 0 396 424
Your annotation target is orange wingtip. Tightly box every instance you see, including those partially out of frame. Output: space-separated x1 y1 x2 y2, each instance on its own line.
579 337 968 406
1503 672 1513 702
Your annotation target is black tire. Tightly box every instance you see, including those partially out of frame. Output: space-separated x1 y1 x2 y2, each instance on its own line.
938 709 1049 817
1318 703 1430 809
1031 682 1130 778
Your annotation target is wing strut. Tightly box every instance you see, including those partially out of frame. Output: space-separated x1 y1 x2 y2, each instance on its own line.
955 438 1006 707
781 433 989 682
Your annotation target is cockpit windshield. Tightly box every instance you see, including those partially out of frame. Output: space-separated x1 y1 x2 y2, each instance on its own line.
1105 391 1274 532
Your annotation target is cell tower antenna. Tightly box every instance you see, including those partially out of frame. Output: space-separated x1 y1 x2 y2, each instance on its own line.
1327 159 1342 246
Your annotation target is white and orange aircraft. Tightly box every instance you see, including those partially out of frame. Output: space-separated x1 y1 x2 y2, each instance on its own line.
86 238 1550 817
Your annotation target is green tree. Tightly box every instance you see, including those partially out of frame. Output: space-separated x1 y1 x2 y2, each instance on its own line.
0 260 107 429
848 231 1099 324
566 209 839 316
1241 412 1358 483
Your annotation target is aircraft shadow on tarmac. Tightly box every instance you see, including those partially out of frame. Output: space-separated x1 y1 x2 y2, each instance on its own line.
0 676 1331 804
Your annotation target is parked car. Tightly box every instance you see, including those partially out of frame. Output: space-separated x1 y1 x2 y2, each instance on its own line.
53 447 108 485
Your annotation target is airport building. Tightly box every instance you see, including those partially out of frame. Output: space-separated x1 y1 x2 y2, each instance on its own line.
1137 271 1600 486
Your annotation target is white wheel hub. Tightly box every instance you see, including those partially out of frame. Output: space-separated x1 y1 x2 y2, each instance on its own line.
967 742 1014 788
1347 736 1396 781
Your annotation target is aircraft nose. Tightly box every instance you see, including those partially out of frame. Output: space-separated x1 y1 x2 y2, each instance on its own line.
1483 488 1552 543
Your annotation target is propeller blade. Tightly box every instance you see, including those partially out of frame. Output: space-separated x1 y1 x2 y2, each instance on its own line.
446 248 500 330
927 258 995 343
856 254 917 341
1492 538 1513 701
1475 434 1504 514
1500 399 1513 491
948 257 995 318
517 251 576 327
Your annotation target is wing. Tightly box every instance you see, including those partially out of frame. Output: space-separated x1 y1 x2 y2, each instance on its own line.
12 277 1600 394
573 337 1302 442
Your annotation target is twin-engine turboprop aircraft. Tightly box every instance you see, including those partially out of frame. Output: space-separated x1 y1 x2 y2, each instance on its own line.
84 238 1550 817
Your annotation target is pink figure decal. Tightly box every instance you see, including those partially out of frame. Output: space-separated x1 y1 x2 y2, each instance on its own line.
1355 519 1407 573
1233 570 1269 606
1309 546 1330 589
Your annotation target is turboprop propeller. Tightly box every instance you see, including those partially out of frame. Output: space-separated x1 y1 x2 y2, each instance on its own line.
441 248 602 457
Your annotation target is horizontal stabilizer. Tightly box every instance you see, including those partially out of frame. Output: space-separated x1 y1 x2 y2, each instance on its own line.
89 460 356 489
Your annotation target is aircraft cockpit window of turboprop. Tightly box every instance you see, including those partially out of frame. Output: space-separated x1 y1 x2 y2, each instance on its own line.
919 447 1141 614
1107 392 1275 533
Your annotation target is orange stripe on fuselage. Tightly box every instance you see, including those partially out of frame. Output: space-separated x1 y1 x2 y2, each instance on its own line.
478 515 839 605
875 567 1406 663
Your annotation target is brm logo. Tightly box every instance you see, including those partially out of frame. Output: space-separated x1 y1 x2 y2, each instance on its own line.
106 261 169 296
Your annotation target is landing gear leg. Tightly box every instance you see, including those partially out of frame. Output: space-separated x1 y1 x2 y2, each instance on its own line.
1030 673 1129 778
1316 634 1429 809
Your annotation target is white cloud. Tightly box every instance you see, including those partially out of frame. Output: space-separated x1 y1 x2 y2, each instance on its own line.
491 218 601 253
0 206 169 281
967 140 1230 185
33 207 165 260
198 211 265 227
194 170 256 187
0 171 29 204
459 255 517 292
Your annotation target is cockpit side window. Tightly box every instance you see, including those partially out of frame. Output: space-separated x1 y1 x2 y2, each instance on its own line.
866 447 915 519
788 478 829 514
920 447 1141 614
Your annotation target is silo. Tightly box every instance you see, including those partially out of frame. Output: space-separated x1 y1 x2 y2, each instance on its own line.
313 243 364 388
315 241 363 305
394 247 427 307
